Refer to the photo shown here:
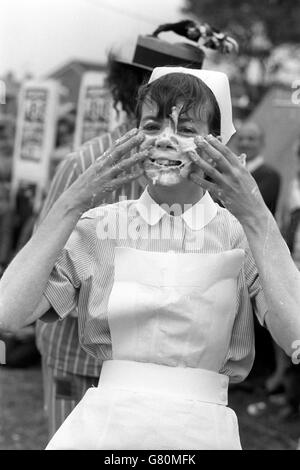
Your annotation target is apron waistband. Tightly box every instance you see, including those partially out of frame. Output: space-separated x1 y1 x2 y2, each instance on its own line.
98 360 229 406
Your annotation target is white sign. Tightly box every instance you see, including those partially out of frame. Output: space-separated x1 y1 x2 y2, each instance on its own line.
11 80 59 209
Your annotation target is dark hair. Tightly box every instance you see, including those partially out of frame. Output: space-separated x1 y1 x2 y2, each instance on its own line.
105 53 151 116
136 72 221 136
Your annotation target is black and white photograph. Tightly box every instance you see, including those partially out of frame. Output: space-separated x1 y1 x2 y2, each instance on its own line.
0 0 300 452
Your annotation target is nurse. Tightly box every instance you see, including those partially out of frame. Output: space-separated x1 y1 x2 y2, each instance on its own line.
1 67 300 449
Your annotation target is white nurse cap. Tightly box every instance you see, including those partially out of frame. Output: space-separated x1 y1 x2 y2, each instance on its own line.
148 66 235 144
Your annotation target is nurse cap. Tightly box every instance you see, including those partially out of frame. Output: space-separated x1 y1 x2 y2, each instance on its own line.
148 67 235 144
112 35 205 72
111 19 238 76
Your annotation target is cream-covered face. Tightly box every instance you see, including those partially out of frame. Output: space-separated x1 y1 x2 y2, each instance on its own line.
139 99 209 186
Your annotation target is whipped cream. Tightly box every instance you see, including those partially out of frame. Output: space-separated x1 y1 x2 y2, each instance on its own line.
141 134 197 186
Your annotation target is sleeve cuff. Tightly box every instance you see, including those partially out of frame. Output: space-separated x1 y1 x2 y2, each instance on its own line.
251 286 268 327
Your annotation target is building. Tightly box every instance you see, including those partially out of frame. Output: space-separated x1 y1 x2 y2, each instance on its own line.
231 84 300 219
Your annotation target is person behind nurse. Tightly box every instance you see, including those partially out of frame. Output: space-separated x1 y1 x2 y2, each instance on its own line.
36 21 239 439
237 122 281 216
1 68 300 450
136 73 221 211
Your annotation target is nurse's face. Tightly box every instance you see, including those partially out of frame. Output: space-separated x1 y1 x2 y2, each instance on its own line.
139 99 209 187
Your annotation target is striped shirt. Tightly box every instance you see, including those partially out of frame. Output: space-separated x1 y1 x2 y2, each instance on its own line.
44 188 268 384
36 120 142 377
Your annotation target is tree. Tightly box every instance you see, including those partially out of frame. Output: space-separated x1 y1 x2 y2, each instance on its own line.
183 0 300 51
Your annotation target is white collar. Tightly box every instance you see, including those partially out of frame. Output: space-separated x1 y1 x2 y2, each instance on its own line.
246 155 265 174
135 187 218 231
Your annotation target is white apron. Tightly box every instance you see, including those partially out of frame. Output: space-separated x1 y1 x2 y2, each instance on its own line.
47 247 244 450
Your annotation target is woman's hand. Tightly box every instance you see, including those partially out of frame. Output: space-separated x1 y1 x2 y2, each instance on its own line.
188 134 267 226
65 128 148 213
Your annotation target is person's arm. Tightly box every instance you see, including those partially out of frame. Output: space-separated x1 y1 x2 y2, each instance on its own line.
37 120 133 223
190 135 300 356
242 206 300 356
38 155 82 223
0 129 147 332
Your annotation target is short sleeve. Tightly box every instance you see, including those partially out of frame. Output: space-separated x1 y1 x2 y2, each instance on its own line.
244 248 268 326
43 248 79 319
43 219 92 319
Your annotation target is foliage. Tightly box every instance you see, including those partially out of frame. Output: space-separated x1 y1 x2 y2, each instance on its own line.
182 0 300 50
